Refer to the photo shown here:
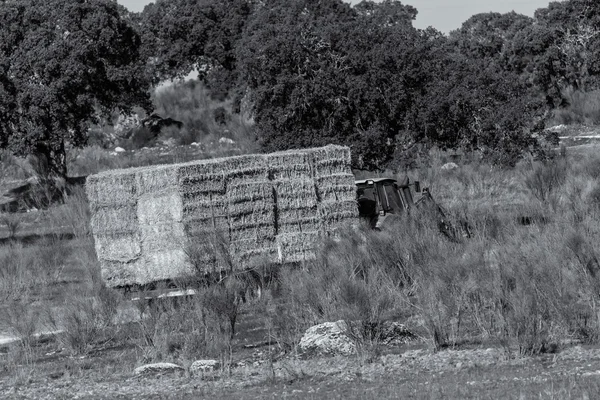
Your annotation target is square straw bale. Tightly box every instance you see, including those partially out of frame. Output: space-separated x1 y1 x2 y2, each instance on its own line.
277 207 318 221
311 145 352 177
140 222 186 252
315 173 357 202
86 171 136 210
273 179 317 210
100 259 139 288
90 204 138 235
277 218 320 234
144 249 193 282
276 231 319 263
183 195 228 219
318 200 358 228
135 165 178 195
180 174 226 195
94 233 141 263
227 180 273 205
138 192 183 225
266 150 314 180
230 223 276 242
231 247 279 269
230 238 278 266
184 215 230 237
223 154 269 186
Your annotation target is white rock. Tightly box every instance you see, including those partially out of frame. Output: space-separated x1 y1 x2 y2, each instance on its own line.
190 142 199 146
134 362 184 375
441 162 458 171
190 359 220 375
298 320 356 356
219 137 235 145
114 146 126 153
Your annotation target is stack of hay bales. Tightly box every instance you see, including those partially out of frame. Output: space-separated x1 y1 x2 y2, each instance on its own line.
268 150 320 263
313 146 357 232
86 145 357 288
225 155 277 267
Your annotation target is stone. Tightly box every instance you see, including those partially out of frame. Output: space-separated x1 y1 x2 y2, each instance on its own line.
441 162 458 171
114 147 126 153
133 363 184 375
190 359 220 375
378 321 416 345
298 320 356 356
219 137 235 145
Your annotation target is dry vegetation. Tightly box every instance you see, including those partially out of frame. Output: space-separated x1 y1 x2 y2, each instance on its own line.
2 144 600 398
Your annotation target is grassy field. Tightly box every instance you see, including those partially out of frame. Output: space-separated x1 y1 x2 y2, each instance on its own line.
2 141 600 398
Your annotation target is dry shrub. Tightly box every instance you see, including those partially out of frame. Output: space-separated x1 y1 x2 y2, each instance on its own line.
523 159 568 205
1 213 21 238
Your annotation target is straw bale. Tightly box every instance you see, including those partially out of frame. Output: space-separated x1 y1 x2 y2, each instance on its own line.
135 166 178 195
315 173 356 202
100 259 138 288
230 224 275 242
273 179 317 211
178 159 224 178
180 174 226 195
276 231 320 263
277 219 320 234
318 200 358 226
228 180 272 205
183 195 228 219
95 233 141 263
230 210 274 228
144 249 193 281
230 239 278 267
86 172 136 210
91 205 138 235
311 145 352 177
223 154 269 185
277 207 319 233
266 150 314 180
185 216 230 237
138 192 183 225
140 222 186 252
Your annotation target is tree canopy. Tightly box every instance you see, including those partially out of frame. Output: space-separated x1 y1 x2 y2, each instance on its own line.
1 0 598 173
0 0 150 175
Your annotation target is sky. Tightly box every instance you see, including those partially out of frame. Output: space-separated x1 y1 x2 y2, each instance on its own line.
117 0 552 33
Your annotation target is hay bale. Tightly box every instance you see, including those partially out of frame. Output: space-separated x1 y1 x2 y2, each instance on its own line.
138 192 183 225
90 205 138 235
311 145 352 177
95 234 141 263
266 150 314 180
274 179 317 211
228 180 273 206
136 166 178 195
183 195 228 219
230 238 278 267
184 216 230 237
316 173 356 202
276 231 320 263
140 222 186 252
145 249 192 281
277 208 319 233
223 154 268 186
318 200 358 232
86 171 136 210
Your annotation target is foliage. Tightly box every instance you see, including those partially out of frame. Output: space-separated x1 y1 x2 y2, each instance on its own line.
0 0 151 176
137 0 253 100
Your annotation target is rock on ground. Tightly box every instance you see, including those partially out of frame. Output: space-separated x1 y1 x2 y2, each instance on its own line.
190 360 220 375
134 363 184 375
298 321 356 356
441 162 459 171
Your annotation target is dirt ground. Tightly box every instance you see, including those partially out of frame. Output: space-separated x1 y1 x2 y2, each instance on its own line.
3 340 600 399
